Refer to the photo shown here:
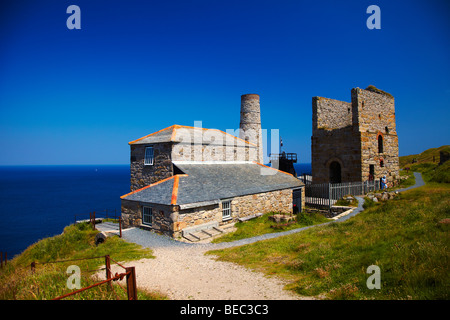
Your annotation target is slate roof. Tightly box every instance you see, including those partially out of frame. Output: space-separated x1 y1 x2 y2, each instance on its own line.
128 125 257 147
121 162 303 207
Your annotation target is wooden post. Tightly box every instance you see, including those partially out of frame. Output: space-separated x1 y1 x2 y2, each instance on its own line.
119 217 122 238
125 266 137 300
92 211 96 230
105 255 112 289
328 183 332 213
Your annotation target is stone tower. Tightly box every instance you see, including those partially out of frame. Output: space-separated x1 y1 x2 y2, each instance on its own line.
239 94 264 163
311 86 399 184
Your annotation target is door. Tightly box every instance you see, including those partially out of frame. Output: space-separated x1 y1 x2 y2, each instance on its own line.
329 161 342 184
293 189 302 213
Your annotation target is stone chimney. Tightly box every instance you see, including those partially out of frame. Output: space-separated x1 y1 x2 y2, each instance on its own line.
239 94 263 163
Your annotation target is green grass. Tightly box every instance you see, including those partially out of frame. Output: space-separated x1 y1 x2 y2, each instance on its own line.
211 211 330 243
208 184 450 299
334 195 358 207
0 222 167 300
399 145 450 168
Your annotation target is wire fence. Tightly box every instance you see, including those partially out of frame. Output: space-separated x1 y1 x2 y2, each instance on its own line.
13 254 138 300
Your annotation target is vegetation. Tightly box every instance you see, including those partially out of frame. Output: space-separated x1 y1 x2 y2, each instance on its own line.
365 85 394 99
399 145 450 169
334 195 358 207
0 222 167 300
208 182 450 299
212 211 330 243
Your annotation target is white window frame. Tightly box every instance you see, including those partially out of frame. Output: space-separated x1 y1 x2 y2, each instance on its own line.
144 147 154 166
142 206 153 226
221 199 232 221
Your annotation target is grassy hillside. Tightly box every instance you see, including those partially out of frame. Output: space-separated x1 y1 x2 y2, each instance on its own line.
400 145 450 168
0 222 166 300
209 184 449 299
209 146 450 299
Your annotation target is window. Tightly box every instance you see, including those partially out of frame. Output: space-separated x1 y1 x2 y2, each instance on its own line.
142 206 152 225
144 147 154 165
378 135 383 153
222 200 231 220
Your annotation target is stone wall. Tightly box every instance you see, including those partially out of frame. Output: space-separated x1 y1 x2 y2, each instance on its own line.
312 97 352 131
121 187 304 238
121 199 176 234
174 187 300 237
352 88 399 181
311 87 399 184
172 141 257 162
130 131 259 192
311 128 362 183
129 143 173 191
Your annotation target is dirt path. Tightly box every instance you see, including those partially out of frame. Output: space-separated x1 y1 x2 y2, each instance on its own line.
109 173 424 300
108 241 307 300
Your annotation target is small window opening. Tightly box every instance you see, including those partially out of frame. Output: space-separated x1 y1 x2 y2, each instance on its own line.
142 206 152 225
378 135 383 153
144 147 154 165
222 200 232 220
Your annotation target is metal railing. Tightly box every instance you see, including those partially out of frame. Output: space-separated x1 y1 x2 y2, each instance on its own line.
305 180 381 210
74 209 123 237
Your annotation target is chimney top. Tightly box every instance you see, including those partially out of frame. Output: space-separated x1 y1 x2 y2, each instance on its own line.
241 94 260 100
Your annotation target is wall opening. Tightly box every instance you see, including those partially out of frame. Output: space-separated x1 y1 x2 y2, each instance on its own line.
329 161 342 184
378 135 384 153
369 165 375 181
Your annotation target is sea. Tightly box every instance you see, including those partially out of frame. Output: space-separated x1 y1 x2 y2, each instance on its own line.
0 163 311 259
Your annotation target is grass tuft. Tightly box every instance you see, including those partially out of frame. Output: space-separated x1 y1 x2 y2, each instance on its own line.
0 222 167 300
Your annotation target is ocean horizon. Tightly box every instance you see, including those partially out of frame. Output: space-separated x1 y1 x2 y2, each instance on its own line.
0 163 311 258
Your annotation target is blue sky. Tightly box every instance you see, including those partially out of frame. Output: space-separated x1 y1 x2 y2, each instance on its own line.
0 0 449 165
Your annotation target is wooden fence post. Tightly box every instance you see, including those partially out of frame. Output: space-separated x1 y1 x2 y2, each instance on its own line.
105 255 112 290
328 183 332 213
125 266 137 300
119 217 122 238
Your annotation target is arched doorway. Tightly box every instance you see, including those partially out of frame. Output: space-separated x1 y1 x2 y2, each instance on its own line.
329 161 342 183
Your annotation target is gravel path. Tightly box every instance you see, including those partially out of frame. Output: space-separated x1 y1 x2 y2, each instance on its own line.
113 228 306 300
111 172 424 300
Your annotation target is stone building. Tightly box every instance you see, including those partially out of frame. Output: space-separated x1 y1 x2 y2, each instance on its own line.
311 86 399 184
121 94 304 239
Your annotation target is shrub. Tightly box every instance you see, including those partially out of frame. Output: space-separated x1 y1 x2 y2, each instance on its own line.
297 212 314 226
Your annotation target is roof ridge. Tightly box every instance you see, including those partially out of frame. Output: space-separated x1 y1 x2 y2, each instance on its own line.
252 161 295 177
120 174 189 200
128 125 176 145
171 175 180 205
129 124 258 147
